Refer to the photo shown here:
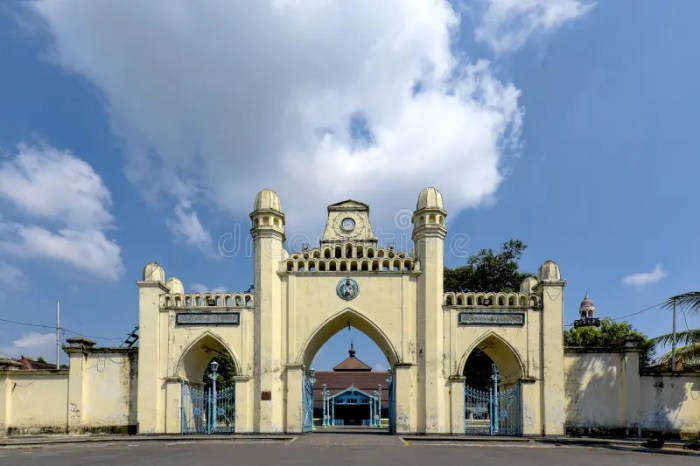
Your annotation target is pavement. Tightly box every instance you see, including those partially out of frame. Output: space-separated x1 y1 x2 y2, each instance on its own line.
0 430 698 465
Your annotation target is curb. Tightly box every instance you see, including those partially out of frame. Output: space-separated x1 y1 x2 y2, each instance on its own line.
398 436 698 457
0 435 297 447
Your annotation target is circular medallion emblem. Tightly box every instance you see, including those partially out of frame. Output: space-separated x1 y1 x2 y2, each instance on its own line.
337 278 359 301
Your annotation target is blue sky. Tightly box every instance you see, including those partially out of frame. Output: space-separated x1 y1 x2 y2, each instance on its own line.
0 1 698 370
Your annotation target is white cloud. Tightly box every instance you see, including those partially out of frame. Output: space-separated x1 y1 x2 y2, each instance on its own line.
0 262 26 288
0 144 123 280
0 224 123 281
622 264 667 286
474 0 595 53
27 1 524 238
1 332 56 360
168 202 214 254
0 143 113 229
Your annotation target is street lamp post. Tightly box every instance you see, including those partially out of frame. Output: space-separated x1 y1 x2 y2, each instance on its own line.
322 384 328 427
209 360 219 433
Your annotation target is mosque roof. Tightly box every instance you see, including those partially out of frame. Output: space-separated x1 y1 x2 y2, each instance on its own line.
332 341 372 371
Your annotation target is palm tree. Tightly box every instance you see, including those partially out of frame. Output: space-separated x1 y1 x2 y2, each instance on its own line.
652 292 700 367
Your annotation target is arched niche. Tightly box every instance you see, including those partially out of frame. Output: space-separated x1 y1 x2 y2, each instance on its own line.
176 331 241 383
460 332 524 387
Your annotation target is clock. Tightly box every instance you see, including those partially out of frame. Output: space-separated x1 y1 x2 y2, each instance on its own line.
341 217 356 232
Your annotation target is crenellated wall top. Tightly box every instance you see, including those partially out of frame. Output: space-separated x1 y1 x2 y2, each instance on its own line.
161 292 255 310
280 243 419 274
443 291 539 309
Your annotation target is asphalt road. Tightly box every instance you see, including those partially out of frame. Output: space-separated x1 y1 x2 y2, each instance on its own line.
0 434 696 466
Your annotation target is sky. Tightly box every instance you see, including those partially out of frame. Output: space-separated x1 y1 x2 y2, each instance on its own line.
0 1 698 370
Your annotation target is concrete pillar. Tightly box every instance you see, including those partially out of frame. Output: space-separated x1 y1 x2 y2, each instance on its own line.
622 337 643 436
136 262 169 434
449 376 465 434
250 190 286 433
535 261 566 436
285 365 303 433
394 363 416 433
234 376 253 433
412 187 448 434
65 337 95 432
520 380 540 435
164 379 182 434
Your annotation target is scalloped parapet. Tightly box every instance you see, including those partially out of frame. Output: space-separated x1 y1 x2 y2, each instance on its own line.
161 292 255 309
443 291 540 308
279 243 420 273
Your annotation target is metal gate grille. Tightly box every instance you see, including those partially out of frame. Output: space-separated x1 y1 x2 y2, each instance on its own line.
387 369 395 433
464 365 521 436
181 382 235 434
302 370 315 433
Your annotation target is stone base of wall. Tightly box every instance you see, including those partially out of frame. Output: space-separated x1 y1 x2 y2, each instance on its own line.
68 425 138 435
566 425 697 441
3 425 138 437
5 425 67 436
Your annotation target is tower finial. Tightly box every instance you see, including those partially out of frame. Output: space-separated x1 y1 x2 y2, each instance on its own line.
349 339 356 357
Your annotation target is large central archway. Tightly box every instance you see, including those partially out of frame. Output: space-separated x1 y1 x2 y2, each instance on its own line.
295 307 399 432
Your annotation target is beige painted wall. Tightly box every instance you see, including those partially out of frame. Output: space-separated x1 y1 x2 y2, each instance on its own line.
67 349 137 432
0 371 68 434
639 373 700 435
565 349 700 437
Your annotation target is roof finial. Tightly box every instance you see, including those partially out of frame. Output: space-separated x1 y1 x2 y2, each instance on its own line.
349 338 356 358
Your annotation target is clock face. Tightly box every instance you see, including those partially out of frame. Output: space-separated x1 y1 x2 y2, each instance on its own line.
341 217 356 232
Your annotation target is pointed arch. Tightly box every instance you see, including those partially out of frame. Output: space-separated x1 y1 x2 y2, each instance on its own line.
458 331 524 385
175 330 242 382
295 307 400 369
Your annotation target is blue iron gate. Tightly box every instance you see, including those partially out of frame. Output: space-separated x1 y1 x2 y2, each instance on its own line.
302 369 316 433
387 369 395 433
181 381 235 434
464 365 521 436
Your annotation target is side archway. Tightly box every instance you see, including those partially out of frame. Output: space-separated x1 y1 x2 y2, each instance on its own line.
459 332 524 386
296 307 400 369
176 331 241 383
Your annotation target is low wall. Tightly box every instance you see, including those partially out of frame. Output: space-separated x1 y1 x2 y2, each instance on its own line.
565 347 700 438
0 345 138 436
639 372 699 435
0 370 69 435
66 347 138 434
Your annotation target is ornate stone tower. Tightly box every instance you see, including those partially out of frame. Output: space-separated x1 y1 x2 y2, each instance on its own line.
534 260 566 435
412 187 448 433
250 189 287 432
136 261 168 434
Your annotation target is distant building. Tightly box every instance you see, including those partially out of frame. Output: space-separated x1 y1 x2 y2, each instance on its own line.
573 293 601 328
313 342 389 426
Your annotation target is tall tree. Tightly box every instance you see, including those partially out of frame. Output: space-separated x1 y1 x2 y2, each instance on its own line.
652 292 700 367
444 239 533 292
564 318 654 367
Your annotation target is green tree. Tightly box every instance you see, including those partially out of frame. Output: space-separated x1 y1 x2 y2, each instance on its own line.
444 239 533 292
564 318 654 367
652 292 700 367
202 350 237 391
